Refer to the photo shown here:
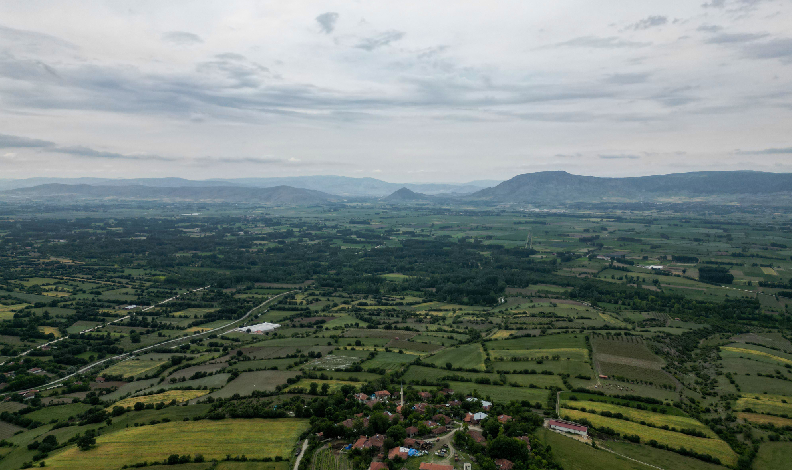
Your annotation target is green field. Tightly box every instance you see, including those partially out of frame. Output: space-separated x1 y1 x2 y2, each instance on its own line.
561 409 737 466
45 419 309 469
425 343 485 370
560 401 714 436
755 441 792 470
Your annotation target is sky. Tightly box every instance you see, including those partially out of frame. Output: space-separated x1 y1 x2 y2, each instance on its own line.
0 0 791 183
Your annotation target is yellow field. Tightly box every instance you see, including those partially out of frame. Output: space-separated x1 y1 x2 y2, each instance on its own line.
736 395 792 415
185 326 213 333
560 401 714 437
102 358 168 378
738 412 792 426
108 390 209 410
761 267 778 275
45 418 309 470
285 379 360 393
38 326 61 338
599 312 627 327
0 304 27 320
172 308 217 317
491 330 517 339
721 347 792 365
560 409 737 466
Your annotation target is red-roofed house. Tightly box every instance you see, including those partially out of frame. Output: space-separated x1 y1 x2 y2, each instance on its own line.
374 390 391 400
404 438 417 447
495 459 514 470
418 391 432 401
355 393 369 402
433 414 452 425
369 462 388 470
388 447 410 460
497 414 512 423
517 436 531 450
548 419 588 437
468 430 487 446
431 426 447 435
406 426 419 437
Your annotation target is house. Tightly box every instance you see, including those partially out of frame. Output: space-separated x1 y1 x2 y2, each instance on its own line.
431 426 447 436
95 377 106 383
374 390 391 400
28 368 43 374
388 447 410 460
414 403 430 413
473 412 488 422
447 400 461 407
404 438 417 447
124 305 138 310
433 414 452 425
355 393 369 402
464 412 473 423
466 397 492 410
369 463 388 470
406 426 419 437
548 419 588 437
353 434 386 450
517 436 531 450
497 414 512 423
468 430 487 446
495 459 514 470
598 374 608 379
420 463 454 470
418 391 432 401
424 420 438 428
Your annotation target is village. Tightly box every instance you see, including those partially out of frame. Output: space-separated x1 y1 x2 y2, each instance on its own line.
310 386 589 470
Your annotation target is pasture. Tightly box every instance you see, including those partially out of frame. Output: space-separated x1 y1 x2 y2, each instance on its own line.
424 343 485 370
102 358 169 378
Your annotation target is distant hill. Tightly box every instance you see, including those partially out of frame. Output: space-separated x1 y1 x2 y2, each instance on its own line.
0 176 498 197
470 171 792 204
383 187 430 202
1 184 334 204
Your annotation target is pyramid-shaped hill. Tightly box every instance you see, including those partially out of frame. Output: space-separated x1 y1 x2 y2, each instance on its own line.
383 187 429 202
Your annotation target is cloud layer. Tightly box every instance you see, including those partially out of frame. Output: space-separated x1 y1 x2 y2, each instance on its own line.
0 1 789 180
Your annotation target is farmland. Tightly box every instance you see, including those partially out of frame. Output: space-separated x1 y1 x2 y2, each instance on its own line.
1 201 792 470
44 419 309 469
560 409 738 466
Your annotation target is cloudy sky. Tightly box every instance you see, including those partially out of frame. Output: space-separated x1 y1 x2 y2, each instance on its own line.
0 1 791 182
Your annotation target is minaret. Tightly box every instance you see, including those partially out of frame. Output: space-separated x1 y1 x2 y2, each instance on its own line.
400 381 404 408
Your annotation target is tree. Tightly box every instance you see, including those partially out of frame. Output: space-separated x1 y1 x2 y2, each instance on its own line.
134 402 145 411
386 425 406 443
77 430 97 451
321 383 330 395
309 382 319 395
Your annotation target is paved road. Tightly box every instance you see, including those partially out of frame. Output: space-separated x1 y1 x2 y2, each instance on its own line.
293 439 308 470
1 286 210 366
1 289 295 397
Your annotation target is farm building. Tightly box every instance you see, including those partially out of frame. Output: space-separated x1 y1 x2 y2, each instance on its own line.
231 322 280 334
547 419 588 437
598 374 608 379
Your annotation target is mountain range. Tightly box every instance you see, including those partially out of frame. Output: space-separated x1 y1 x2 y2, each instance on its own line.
2 171 792 205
